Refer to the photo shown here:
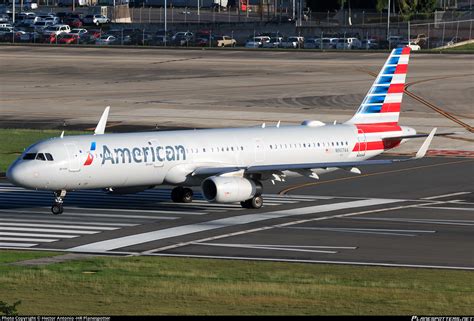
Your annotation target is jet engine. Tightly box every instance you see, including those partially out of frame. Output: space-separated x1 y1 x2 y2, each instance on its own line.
201 176 261 203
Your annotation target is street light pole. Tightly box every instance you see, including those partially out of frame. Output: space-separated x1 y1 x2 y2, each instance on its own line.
387 0 391 48
164 0 167 46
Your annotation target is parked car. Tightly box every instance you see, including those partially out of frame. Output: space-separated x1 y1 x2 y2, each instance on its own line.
267 15 294 24
215 35 236 47
194 35 213 47
446 36 462 46
245 36 270 48
388 35 404 47
64 17 83 28
262 36 283 48
171 31 193 46
320 37 337 49
69 28 88 42
33 21 54 32
43 24 70 36
55 11 69 23
281 36 304 48
336 37 361 49
23 15 40 26
83 14 110 26
304 38 321 49
96 35 116 45
58 33 79 44
361 38 379 49
154 34 170 46
0 26 12 36
0 13 9 23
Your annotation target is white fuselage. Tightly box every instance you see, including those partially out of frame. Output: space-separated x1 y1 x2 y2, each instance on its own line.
7 123 408 192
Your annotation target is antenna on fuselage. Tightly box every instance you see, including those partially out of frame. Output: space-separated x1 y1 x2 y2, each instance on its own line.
94 106 110 135
276 121 280 128
261 123 266 128
60 131 64 139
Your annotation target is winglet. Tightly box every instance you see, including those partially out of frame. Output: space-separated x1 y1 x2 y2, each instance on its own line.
415 128 437 159
94 106 110 135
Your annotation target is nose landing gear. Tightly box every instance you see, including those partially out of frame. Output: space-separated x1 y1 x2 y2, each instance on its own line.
51 190 66 215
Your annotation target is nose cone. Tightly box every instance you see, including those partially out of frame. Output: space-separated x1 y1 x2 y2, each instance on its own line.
6 162 35 188
6 163 24 187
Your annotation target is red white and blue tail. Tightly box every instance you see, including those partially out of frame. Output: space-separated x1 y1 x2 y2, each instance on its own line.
346 47 411 125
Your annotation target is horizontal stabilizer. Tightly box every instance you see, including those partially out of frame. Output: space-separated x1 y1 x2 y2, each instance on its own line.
94 106 110 135
415 128 436 159
383 131 454 141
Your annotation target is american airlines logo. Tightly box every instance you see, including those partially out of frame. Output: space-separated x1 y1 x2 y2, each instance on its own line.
101 143 186 165
83 142 96 166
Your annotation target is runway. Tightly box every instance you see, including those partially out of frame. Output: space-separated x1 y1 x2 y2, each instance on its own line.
1 156 473 270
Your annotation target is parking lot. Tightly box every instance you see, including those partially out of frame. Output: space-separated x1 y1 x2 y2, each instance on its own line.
2 6 469 49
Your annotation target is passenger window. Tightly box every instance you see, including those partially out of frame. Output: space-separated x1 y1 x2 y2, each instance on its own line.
36 153 46 161
23 153 36 160
45 153 54 161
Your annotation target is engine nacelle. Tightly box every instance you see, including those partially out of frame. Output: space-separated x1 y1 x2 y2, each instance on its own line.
201 176 259 203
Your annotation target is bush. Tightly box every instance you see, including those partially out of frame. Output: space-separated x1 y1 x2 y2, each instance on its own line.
0 300 21 316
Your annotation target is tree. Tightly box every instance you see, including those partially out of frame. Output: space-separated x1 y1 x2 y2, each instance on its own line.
0 300 21 316
376 0 388 12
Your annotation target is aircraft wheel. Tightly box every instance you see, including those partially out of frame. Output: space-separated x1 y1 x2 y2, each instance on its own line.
181 188 193 203
250 195 263 209
240 195 263 209
240 200 251 208
171 186 184 203
51 204 63 215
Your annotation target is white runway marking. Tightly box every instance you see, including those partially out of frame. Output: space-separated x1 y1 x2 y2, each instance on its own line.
0 227 100 234
0 242 37 247
352 217 474 226
194 242 339 254
284 227 436 237
0 232 79 238
0 209 178 220
0 237 58 242
421 192 471 200
145 200 442 254
69 198 400 252
0 222 119 230
420 206 474 212
147 253 474 271
0 218 136 226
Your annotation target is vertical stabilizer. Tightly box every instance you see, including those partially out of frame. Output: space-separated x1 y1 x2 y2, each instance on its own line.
346 47 411 125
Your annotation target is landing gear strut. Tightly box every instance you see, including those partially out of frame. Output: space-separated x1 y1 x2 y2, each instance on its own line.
171 186 194 203
51 190 66 215
240 195 263 209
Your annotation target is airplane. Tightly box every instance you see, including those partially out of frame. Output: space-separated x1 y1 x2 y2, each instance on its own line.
7 46 439 215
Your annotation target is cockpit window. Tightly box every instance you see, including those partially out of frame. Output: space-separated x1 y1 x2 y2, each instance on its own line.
45 153 54 161
23 153 36 160
36 153 46 161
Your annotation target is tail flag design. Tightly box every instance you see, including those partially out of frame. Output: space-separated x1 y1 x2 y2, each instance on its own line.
347 46 411 125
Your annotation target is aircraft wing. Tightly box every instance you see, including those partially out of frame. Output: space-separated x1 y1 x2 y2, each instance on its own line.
192 128 436 177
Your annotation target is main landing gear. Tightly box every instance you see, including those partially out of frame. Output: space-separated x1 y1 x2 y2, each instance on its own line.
51 190 66 215
171 186 194 203
240 195 263 209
